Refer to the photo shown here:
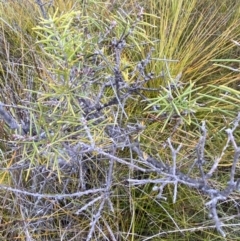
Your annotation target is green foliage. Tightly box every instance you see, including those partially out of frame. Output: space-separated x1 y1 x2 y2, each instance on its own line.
34 9 84 67
145 77 202 131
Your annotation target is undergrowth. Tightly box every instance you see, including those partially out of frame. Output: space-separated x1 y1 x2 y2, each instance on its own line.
0 0 240 240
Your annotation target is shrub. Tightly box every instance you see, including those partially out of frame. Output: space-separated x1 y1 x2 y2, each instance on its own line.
0 0 240 240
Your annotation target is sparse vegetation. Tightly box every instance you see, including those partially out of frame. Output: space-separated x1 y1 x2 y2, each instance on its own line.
0 0 240 240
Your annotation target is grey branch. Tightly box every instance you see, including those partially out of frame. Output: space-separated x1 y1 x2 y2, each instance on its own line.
0 102 19 130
